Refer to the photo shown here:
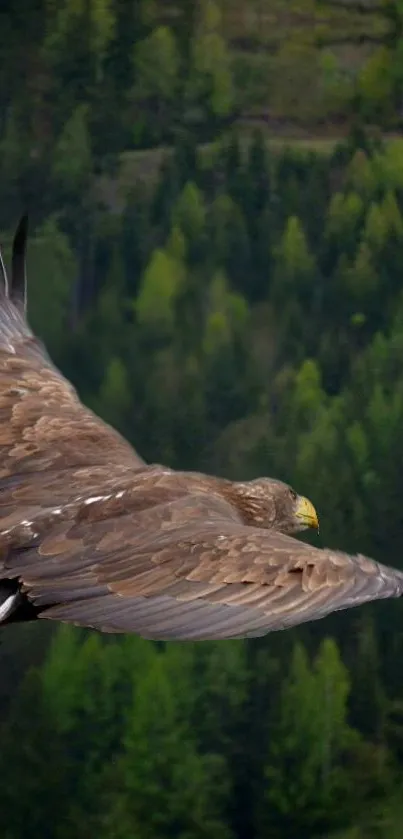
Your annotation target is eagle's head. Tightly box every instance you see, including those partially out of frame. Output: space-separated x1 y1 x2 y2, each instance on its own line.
232 477 319 535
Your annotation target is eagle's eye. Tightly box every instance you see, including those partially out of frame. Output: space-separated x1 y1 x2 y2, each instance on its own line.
289 488 297 501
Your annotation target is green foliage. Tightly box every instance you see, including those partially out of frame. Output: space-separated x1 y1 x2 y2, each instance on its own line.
209 193 250 286
27 217 78 355
136 246 185 334
101 652 232 839
45 0 115 64
357 48 394 121
275 215 315 286
204 270 249 355
0 668 68 839
258 639 359 836
134 26 179 103
52 105 93 196
344 241 379 302
132 26 180 143
186 1 234 119
96 356 132 433
269 36 322 121
173 181 206 249
325 191 364 249
373 140 403 191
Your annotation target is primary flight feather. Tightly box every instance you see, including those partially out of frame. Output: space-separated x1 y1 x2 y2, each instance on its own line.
0 216 402 640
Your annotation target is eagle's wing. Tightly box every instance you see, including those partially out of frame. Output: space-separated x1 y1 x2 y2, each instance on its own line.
0 283 145 528
2 490 402 639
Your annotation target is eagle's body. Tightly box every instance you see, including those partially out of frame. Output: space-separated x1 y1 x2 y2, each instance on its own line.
0 216 402 640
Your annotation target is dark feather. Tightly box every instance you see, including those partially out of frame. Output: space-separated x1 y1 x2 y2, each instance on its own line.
11 214 28 310
0 246 7 298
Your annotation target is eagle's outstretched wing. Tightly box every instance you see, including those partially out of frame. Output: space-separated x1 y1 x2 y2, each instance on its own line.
1 489 402 639
0 219 145 533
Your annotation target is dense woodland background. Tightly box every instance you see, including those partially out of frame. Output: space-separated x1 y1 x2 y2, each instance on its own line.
4 1 403 837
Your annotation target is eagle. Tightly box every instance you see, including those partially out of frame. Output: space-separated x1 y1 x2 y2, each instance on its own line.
0 216 401 641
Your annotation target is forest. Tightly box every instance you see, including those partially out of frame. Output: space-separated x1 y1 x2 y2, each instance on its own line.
3 0 403 837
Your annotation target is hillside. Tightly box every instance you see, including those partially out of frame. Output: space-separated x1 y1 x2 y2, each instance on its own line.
149 0 389 127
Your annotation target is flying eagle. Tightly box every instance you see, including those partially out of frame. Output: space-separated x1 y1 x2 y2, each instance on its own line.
0 216 402 640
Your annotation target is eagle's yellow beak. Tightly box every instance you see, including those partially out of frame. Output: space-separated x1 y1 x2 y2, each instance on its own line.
295 495 319 532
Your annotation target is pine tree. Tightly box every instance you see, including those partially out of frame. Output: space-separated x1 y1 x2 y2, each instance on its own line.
258 639 359 838
98 650 232 839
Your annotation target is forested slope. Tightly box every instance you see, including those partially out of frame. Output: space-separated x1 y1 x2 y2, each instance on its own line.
3 2 403 838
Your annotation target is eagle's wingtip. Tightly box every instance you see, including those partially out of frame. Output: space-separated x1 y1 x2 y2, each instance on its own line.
0 246 8 299
0 213 29 306
11 213 29 310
